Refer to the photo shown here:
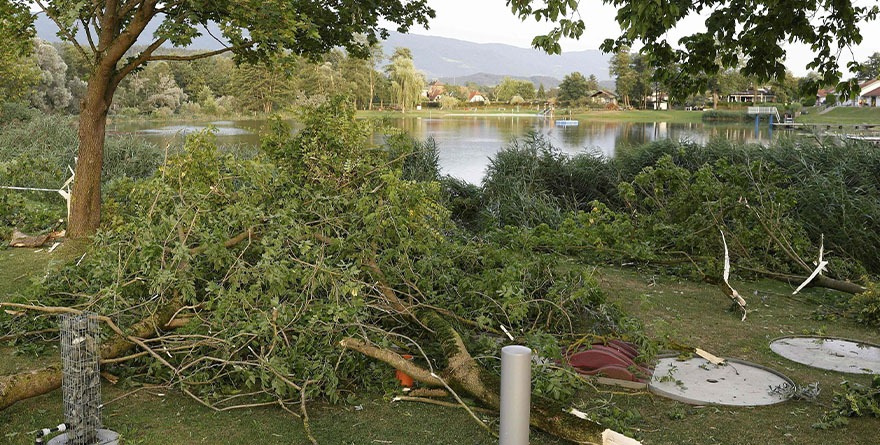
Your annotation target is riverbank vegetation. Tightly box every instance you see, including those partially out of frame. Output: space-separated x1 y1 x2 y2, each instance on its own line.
2 98 880 443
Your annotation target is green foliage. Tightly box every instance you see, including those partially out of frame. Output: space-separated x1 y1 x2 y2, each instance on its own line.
480 132 618 229
388 48 425 113
847 282 880 327
384 134 441 182
557 72 591 104
494 77 537 103
0 115 162 235
3 100 624 410
465 134 880 287
814 376 880 429
856 52 880 81
701 110 751 122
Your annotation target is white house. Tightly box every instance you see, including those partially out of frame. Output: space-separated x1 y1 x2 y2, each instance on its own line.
468 91 488 103
858 79 880 107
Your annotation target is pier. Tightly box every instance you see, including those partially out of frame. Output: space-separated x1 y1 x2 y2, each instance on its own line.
772 122 880 131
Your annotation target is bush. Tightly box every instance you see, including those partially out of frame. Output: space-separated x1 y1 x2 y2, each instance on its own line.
701 109 751 122
481 133 564 228
0 102 39 125
151 106 174 119
3 98 627 413
0 115 162 235
384 133 441 182
847 282 880 327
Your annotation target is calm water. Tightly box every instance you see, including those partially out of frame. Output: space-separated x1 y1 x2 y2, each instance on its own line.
111 115 778 184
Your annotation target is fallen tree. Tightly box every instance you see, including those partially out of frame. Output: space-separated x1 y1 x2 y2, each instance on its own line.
1 100 639 442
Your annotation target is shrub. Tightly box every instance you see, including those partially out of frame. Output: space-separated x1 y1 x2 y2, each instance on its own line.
847 282 880 327
0 115 162 235
0 102 39 124
384 133 441 182
701 109 751 122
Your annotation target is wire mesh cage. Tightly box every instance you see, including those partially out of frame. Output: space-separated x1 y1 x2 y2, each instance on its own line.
60 312 102 445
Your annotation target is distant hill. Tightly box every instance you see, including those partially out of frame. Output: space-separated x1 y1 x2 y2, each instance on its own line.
34 16 613 89
382 32 610 85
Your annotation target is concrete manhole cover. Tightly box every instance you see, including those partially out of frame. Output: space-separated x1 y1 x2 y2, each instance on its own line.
648 356 792 406
770 336 880 374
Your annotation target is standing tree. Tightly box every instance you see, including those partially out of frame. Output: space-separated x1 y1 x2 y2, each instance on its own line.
366 44 385 111
586 74 600 91
609 48 635 108
0 2 38 105
4 0 433 238
229 60 299 114
557 71 590 104
388 47 425 113
494 77 536 102
29 40 74 113
856 52 880 80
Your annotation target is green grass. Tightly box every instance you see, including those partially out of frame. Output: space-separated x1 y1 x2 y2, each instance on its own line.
3 249 880 444
593 266 880 444
797 107 880 124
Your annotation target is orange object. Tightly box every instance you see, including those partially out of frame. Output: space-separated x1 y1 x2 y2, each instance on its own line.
395 354 414 387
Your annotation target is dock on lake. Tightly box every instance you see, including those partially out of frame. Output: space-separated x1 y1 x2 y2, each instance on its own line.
773 122 880 131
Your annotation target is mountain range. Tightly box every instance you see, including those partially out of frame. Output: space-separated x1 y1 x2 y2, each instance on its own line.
381 32 611 87
34 17 611 88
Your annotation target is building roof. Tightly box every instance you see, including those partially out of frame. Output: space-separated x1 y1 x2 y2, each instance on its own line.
863 84 880 97
590 89 617 98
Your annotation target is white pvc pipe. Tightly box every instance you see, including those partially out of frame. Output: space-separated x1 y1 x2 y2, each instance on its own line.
500 345 531 445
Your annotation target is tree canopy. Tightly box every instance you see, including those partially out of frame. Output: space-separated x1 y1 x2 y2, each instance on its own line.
510 0 877 94
856 52 880 80
4 0 876 236
2 0 435 237
557 71 590 103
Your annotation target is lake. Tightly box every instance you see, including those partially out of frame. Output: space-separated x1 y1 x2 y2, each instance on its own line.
111 115 778 184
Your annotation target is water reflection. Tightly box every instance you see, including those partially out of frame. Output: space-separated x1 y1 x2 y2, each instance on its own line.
112 116 778 184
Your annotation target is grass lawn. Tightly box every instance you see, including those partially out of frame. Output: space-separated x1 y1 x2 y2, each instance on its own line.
797 106 880 124
2 248 879 444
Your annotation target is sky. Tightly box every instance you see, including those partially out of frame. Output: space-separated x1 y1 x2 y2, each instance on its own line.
406 0 880 77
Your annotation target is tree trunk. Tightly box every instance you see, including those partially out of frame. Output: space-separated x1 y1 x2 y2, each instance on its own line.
68 74 114 238
0 297 182 411
342 307 607 444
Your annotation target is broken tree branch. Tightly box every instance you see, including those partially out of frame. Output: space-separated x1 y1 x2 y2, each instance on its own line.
720 231 748 321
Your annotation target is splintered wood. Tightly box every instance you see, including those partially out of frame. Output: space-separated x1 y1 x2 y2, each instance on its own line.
695 348 726 366
602 428 643 445
793 234 829 295
720 231 748 321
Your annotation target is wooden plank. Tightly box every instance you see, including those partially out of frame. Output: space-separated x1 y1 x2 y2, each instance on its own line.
595 377 649 390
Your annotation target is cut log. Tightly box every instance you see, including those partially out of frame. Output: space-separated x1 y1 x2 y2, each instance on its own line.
9 230 51 248
0 297 181 411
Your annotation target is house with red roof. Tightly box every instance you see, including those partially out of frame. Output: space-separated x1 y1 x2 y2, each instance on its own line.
816 79 880 107
467 91 488 103
858 79 880 107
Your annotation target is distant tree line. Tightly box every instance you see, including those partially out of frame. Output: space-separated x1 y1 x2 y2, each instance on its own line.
3 40 877 117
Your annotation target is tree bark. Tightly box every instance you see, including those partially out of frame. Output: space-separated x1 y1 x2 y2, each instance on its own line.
0 297 181 411
341 307 607 444
68 71 115 238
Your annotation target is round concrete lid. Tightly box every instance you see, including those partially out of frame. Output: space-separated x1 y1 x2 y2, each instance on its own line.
649 356 792 406
770 336 880 374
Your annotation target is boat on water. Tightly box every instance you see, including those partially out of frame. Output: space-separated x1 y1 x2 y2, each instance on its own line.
555 119 579 127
